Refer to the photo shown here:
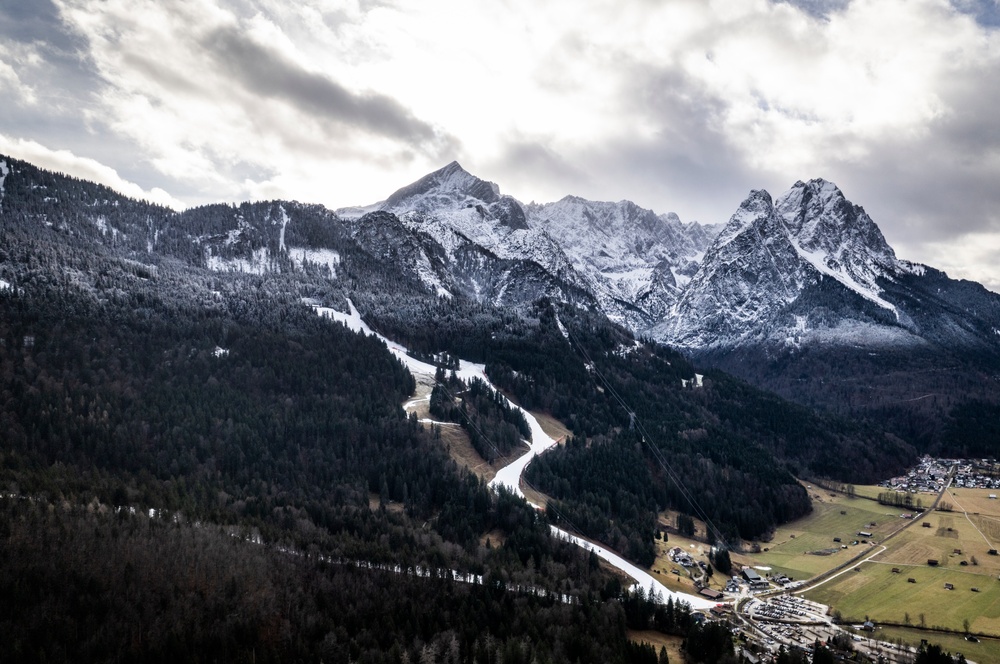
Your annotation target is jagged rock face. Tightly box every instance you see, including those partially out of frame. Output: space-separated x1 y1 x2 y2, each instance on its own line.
361 163 721 329
334 165 599 309
524 196 719 327
654 179 1000 355
341 162 716 321
776 179 898 299
656 190 816 347
382 161 501 210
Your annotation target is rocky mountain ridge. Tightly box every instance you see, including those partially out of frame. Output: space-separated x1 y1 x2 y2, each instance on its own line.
3 152 1000 442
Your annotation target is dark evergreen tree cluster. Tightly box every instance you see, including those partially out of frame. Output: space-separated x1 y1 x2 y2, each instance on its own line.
429 372 531 463
709 547 732 575
0 157 687 660
0 497 648 664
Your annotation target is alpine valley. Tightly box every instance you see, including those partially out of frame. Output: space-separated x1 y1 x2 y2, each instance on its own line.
2 153 999 662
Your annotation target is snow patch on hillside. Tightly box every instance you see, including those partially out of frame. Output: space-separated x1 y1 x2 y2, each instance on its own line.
554 314 570 341
277 205 289 252
289 247 340 274
792 241 898 317
800 319 926 347
206 248 271 274
94 215 122 241
0 160 8 203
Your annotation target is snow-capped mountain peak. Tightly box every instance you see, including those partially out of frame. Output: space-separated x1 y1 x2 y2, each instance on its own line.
775 178 899 314
713 189 774 249
382 161 501 211
777 179 895 264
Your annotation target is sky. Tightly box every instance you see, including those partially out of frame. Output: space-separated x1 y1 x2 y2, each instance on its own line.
1 0 999 291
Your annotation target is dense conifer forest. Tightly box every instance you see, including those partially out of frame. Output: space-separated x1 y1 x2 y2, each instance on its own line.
0 154 982 660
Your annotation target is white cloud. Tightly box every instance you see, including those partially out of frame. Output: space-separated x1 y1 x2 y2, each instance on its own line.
0 135 187 209
0 41 39 104
0 0 997 288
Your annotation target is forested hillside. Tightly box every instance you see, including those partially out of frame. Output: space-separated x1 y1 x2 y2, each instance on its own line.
0 154 929 659
0 157 673 661
358 296 915 554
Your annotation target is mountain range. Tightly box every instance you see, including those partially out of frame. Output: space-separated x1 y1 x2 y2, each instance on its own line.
3 152 999 445
333 162 1000 441
2 150 998 659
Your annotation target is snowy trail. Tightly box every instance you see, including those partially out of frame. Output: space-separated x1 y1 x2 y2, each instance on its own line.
313 299 714 609
551 527 715 609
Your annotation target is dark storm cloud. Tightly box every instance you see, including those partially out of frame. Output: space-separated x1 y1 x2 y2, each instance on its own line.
203 25 452 151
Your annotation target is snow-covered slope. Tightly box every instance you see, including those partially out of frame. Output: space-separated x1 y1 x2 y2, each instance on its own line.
777 179 901 315
339 162 720 326
339 163 603 309
525 196 719 327
654 179 1000 354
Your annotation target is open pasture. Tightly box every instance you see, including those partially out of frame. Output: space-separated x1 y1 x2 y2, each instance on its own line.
805 562 1000 634
879 512 1000 575
738 486 909 580
876 625 1000 664
946 488 1000 522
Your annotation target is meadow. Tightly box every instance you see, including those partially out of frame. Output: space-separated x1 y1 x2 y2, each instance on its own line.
734 484 913 580
804 489 1000 639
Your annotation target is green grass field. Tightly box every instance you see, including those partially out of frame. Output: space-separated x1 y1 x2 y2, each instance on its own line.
876 625 1000 664
851 485 888 501
802 490 1000 639
736 486 910 580
805 561 1000 633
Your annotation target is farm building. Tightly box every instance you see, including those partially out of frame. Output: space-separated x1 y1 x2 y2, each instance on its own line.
699 588 724 600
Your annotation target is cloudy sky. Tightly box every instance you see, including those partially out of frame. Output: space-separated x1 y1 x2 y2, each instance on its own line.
1 0 999 290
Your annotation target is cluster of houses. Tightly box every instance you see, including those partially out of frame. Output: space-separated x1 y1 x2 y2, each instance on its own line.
880 456 1000 493
667 546 696 567
879 456 952 493
951 458 1000 489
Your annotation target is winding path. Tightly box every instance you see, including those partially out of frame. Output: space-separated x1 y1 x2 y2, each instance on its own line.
315 300 715 610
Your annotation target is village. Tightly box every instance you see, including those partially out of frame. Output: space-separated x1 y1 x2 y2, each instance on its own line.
651 455 1000 663
880 456 1000 494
